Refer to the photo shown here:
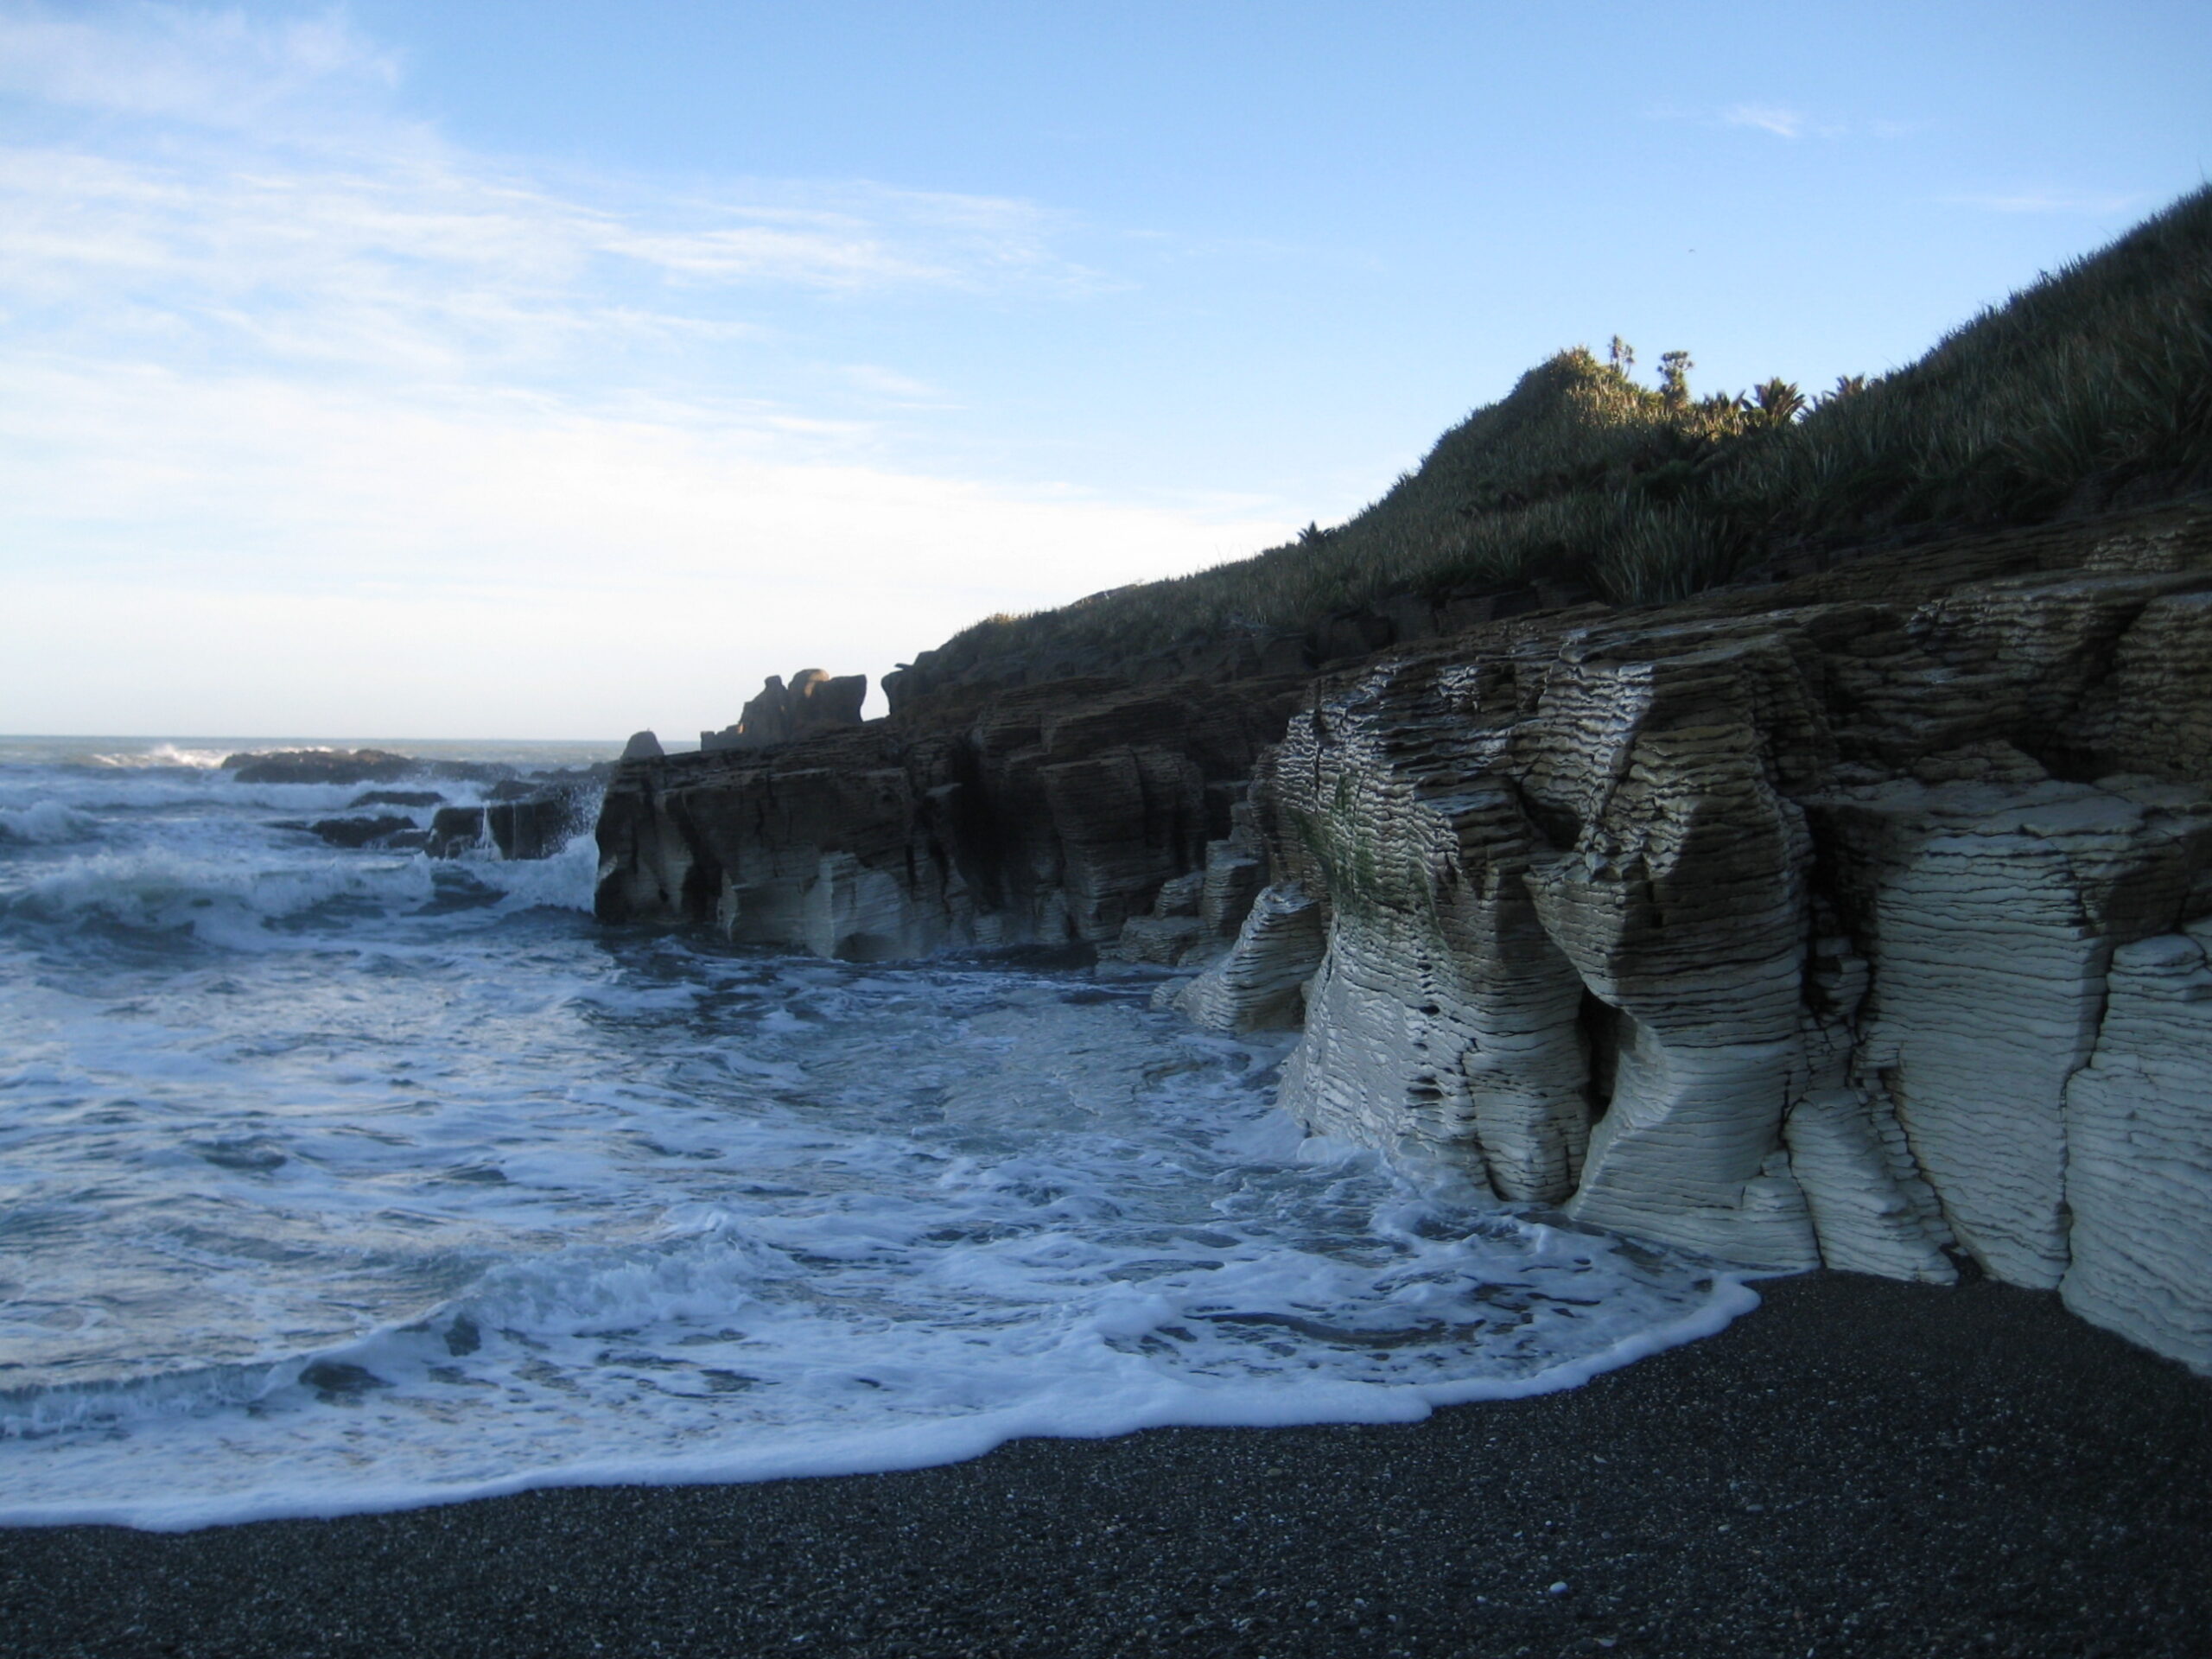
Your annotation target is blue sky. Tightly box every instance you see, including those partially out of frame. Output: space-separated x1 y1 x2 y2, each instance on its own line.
3 2 2207 739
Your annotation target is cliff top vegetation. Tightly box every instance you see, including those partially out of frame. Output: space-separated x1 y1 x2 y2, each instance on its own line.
918 184 2212 679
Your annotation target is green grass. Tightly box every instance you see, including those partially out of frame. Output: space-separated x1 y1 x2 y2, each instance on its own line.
918 185 2212 679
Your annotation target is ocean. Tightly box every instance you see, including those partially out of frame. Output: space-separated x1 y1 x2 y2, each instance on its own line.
0 737 1754 1530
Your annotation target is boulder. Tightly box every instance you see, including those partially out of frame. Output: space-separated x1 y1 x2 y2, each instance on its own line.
486 791 591 860
621 730 665 762
306 815 416 849
427 806 487 858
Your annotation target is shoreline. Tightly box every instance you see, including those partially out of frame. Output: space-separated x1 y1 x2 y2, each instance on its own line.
4 1273 2206 1658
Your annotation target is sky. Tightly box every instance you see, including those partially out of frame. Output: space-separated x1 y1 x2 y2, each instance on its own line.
2 3 2208 741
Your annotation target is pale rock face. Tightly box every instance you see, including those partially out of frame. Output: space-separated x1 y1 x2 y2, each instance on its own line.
1173 883 1325 1033
1256 512 2212 1314
1810 779 2211 1286
1270 669 1595 1197
1272 620 1831 1258
1521 638 1824 1268
2062 920 2212 1372
1783 943 1957 1282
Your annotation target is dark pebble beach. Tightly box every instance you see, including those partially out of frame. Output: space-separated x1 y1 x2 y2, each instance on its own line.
4 1272 2207 1659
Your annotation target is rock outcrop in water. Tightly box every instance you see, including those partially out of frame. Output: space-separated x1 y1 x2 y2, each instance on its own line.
226 748 420 786
594 501 2212 1372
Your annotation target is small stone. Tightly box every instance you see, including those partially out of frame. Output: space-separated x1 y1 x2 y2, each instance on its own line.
1548 1581 1570 1597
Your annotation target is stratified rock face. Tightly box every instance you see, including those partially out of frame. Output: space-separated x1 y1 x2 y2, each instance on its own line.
1263 505 2212 1309
1173 882 1326 1033
1809 777 2209 1287
597 678 1300 959
2062 919 2212 1370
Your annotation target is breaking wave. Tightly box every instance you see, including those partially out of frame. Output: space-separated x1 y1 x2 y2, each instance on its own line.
0 736 1753 1531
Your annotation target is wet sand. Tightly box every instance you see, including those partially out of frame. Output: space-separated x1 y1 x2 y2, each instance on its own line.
4 1272 2207 1658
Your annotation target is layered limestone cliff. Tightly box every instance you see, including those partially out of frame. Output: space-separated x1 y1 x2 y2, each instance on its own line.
596 677 1301 958
1239 502 2212 1369
594 500 2212 1372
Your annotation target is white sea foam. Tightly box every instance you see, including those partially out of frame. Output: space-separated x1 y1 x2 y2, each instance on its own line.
0 741 1758 1533
79 743 232 771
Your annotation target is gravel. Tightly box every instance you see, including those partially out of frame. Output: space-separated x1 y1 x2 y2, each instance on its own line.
4 1272 2206 1658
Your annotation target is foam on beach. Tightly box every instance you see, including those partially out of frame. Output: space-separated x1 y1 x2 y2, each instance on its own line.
0 738 1759 1532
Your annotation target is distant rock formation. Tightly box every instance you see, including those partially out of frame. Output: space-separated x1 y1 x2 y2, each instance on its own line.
225 748 417 786
621 730 664 761
224 750 520 787
701 670 868 752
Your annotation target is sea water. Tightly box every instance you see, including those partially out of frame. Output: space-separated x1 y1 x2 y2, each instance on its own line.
0 737 1755 1531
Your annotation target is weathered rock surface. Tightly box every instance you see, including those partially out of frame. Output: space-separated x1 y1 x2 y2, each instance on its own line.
424 787 597 861
598 677 1301 957
1262 502 2212 1326
1172 882 1325 1033
2061 918 2212 1371
486 791 593 860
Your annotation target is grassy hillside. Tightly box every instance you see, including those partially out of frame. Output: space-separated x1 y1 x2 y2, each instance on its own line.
927 184 2212 674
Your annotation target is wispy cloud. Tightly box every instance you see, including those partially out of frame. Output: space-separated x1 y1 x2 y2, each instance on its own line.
0 3 1281 735
1942 189 2143 215
1646 102 1872 142
1721 103 1809 140
0 3 398 134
